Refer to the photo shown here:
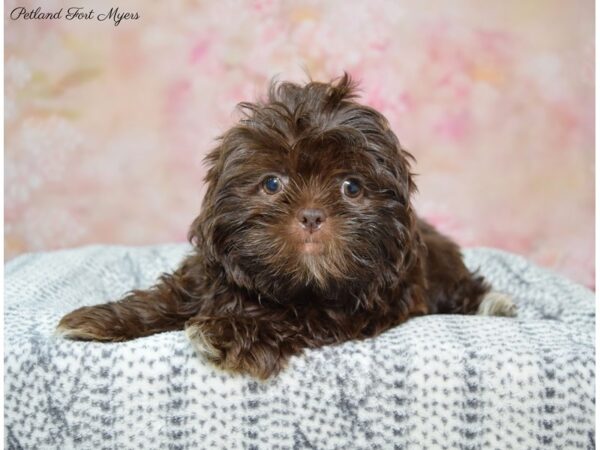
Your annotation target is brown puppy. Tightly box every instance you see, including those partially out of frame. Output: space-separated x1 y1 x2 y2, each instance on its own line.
57 74 515 379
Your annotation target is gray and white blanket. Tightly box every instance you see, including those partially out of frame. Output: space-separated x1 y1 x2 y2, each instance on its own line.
4 244 595 449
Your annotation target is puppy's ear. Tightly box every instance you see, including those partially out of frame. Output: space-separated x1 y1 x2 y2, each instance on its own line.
377 127 418 207
395 145 418 201
187 143 224 255
187 139 257 291
378 131 424 272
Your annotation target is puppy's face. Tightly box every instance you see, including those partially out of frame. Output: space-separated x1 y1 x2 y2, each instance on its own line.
194 76 416 301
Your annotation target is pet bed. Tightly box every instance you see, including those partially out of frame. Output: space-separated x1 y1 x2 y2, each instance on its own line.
4 244 595 449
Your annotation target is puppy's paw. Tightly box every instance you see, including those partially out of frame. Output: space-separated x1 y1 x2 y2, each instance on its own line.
476 292 517 317
185 320 223 362
56 305 127 341
185 317 286 380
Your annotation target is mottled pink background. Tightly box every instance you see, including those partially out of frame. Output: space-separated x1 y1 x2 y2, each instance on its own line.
5 0 594 288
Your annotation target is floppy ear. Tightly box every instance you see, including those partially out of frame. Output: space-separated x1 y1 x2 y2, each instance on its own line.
187 143 224 256
383 127 418 203
379 132 425 274
187 139 258 290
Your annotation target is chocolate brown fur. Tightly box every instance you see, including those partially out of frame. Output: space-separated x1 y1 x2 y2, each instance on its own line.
58 74 491 379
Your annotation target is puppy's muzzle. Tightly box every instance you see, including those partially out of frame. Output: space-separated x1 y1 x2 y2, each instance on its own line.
297 208 327 233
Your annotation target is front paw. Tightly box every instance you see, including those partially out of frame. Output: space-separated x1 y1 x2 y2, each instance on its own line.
476 292 517 317
56 305 126 341
185 316 287 380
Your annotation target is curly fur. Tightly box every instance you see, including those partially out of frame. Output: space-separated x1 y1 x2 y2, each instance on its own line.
57 74 495 379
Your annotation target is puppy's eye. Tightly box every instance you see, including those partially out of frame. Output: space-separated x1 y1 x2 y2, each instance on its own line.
262 176 283 194
342 179 362 198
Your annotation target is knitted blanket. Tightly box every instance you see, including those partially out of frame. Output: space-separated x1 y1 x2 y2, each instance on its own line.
4 244 595 449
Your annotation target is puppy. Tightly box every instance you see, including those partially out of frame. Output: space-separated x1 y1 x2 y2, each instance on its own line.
57 74 515 379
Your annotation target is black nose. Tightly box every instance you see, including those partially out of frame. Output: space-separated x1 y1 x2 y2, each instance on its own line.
297 208 326 233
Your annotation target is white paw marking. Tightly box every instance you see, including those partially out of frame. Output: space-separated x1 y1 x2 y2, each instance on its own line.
185 323 221 361
477 292 517 317
54 325 76 338
54 325 97 340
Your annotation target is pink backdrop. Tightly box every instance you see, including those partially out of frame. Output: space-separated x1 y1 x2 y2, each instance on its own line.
5 0 594 288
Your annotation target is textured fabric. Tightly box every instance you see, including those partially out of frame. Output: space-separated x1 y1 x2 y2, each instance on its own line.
4 244 595 449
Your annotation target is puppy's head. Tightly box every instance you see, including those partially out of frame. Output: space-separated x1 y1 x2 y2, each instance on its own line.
191 74 419 302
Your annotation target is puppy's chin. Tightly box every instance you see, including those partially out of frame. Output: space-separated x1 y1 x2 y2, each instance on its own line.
252 239 365 303
297 235 326 256
289 220 329 256
300 242 323 255
295 245 349 295
258 243 337 299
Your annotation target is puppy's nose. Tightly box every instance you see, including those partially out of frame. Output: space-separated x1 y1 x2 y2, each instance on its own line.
297 208 326 233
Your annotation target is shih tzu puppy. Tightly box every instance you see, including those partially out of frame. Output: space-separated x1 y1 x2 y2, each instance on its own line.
57 74 516 379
